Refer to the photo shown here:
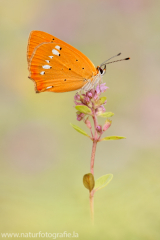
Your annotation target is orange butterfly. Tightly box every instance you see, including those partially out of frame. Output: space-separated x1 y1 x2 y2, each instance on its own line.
27 31 129 93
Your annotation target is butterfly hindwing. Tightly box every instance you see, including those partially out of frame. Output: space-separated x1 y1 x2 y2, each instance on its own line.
27 31 54 63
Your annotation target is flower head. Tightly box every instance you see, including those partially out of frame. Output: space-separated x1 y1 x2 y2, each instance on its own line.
74 83 108 118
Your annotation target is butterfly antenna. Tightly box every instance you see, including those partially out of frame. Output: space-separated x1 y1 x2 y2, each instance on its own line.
106 57 130 65
100 53 130 68
100 53 121 67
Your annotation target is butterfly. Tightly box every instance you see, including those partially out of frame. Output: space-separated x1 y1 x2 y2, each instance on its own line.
27 31 129 93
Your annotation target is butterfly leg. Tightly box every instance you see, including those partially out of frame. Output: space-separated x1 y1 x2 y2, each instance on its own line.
83 80 92 92
91 73 102 90
81 73 102 92
98 75 103 92
82 80 91 92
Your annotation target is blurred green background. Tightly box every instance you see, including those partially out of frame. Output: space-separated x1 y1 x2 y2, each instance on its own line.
0 0 160 239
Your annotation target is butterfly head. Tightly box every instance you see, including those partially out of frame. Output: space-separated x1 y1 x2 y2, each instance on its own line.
97 65 106 76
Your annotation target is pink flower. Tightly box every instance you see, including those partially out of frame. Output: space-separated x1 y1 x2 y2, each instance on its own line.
96 83 108 94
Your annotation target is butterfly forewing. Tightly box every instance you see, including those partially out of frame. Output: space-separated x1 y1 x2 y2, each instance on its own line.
27 31 96 69
29 41 97 93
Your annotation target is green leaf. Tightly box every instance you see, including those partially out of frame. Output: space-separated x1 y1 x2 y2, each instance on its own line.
98 112 114 118
100 136 126 141
75 105 92 114
83 173 95 192
96 96 107 106
70 123 90 138
94 174 113 192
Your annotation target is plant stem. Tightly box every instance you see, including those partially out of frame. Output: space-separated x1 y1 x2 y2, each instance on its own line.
89 190 94 224
89 103 98 224
90 140 97 224
90 140 97 175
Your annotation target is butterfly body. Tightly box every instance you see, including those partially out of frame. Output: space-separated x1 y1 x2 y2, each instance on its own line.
27 31 103 93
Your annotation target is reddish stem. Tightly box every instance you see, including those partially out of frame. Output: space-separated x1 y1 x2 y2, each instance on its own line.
89 103 99 224
90 140 97 175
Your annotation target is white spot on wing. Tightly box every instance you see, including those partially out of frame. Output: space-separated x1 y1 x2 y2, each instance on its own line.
42 65 51 69
45 60 50 63
55 45 61 50
49 56 53 59
46 86 53 89
40 71 45 75
52 49 60 56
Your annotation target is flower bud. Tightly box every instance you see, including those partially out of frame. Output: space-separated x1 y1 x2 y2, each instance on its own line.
83 173 95 192
80 95 84 102
85 97 90 102
103 119 112 131
96 105 106 115
84 117 92 129
74 94 80 101
96 125 102 134
77 115 82 121
87 92 92 98
76 112 85 121
94 93 99 100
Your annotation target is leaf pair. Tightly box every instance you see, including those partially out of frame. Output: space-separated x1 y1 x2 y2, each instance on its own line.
83 173 113 192
70 123 126 140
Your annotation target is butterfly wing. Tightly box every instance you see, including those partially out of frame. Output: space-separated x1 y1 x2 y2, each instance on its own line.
27 31 96 67
27 31 55 63
28 40 97 93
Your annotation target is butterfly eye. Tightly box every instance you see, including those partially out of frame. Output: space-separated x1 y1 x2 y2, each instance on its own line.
100 68 103 74
98 67 105 76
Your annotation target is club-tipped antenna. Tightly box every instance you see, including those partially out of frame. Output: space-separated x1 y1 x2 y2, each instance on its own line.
105 57 130 65
100 53 121 67
100 53 130 68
